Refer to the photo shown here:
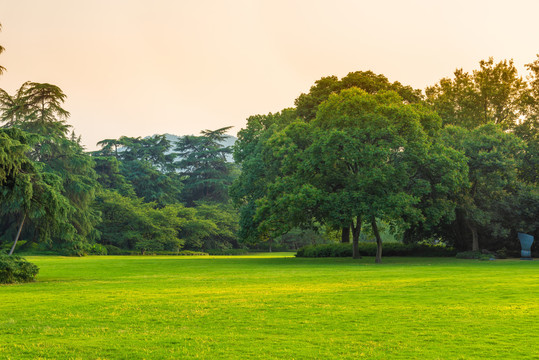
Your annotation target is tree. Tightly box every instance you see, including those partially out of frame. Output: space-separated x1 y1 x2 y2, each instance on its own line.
295 70 423 121
515 55 539 185
94 135 182 206
440 124 528 251
426 58 526 130
120 160 182 206
94 190 183 253
0 128 70 254
0 83 100 254
175 126 234 205
194 203 239 249
233 84 464 260
251 89 465 262
92 156 135 197
305 89 435 262
230 110 298 246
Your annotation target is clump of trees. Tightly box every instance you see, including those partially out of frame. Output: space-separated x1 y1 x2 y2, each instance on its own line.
1 20 537 262
0 23 238 257
232 59 539 261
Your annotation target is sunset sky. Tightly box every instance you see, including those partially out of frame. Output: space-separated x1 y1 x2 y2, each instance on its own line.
1 0 538 149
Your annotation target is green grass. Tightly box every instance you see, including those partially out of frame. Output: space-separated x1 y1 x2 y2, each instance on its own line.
1 254 538 359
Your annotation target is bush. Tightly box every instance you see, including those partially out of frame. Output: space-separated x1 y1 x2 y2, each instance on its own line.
206 249 250 255
88 243 108 255
455 251 495 260
101 246 208 256
144 250 208 256
296 243 457 258
104 245 125 255
0 255 39 284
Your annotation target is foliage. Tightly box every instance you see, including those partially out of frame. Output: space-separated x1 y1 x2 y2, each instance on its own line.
0 128 71 253
295 70 423 121
94 190 184 253
93 135 182 206
0 254 39 283
92 156 135 196
253 89 466 262
193 202 239 249
230 109 298 245
174 127 235 205
120 159 182 206
0 82 101 255
438 124 535 251
426 58 526 129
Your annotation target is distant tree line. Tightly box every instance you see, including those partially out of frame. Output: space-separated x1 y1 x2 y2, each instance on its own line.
0 23 239 255
0 82 238 255
1 21 537 260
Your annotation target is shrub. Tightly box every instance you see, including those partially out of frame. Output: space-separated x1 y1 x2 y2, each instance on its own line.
455 251 495 260
104 245 125 255
495 248 508 259
101 246 208 256
206 249 250 255
296 243 457 257
145 250 208 256
88 243 108 255
0 255 39 284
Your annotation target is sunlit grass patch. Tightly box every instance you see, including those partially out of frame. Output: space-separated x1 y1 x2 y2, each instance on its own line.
0 255 537 359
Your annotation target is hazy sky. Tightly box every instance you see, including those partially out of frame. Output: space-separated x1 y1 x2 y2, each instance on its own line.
1 0 538 149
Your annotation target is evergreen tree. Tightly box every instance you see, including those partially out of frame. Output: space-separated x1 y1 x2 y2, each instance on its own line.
174 126 234 205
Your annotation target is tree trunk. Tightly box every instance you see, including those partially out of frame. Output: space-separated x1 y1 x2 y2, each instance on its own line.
351 216 362 259
371 217 382 264
467 222 479 251
268 238 272 253
470 226 479 251
341 226 350 243
9 213 26 256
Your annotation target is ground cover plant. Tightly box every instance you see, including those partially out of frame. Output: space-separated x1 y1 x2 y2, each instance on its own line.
0 254 537 359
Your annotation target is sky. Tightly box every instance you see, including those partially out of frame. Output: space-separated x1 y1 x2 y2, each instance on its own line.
1 0 538 150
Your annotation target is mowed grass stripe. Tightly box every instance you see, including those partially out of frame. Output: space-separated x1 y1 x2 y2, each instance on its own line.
1 255 538 359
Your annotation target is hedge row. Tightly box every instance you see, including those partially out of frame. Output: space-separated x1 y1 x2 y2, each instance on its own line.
206 249 250 255
103 245 208 256
296 243 457 258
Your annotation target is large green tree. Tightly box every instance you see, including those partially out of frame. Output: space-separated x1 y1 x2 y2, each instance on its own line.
269 89 465 261
439 124 533 251
295 70 423 121
0 83 100 254
0 128 70 254
426 58 526 130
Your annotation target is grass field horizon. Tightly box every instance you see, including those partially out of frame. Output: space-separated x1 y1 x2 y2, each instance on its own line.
1 254 538 359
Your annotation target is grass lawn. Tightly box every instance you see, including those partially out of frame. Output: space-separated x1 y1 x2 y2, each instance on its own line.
1 254 538 359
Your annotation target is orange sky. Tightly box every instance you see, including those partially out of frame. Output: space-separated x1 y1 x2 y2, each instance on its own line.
1 0 538 149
